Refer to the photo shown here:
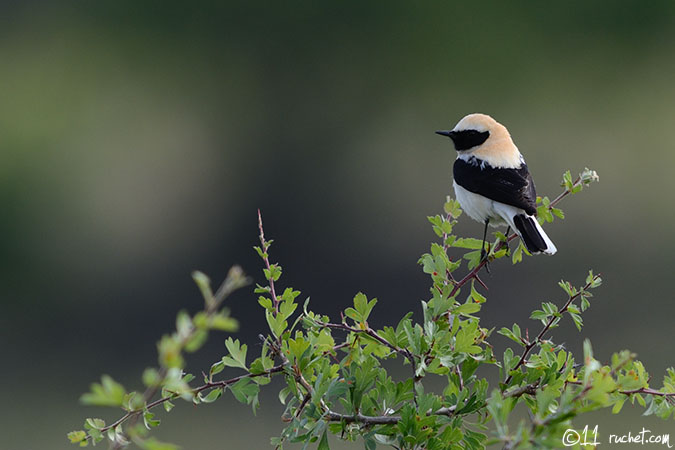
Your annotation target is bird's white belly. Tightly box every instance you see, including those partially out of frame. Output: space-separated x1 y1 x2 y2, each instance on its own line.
453 181 508 226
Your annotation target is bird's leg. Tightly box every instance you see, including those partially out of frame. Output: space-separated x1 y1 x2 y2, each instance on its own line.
480 219 490 262
503 226 512 256
479 219 491 274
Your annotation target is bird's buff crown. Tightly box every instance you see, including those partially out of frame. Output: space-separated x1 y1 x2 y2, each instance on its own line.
453 113 523 169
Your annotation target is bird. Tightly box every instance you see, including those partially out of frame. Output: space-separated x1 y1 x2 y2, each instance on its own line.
436 113 556 257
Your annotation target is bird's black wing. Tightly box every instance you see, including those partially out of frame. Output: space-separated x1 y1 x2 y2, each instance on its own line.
453 158 537 215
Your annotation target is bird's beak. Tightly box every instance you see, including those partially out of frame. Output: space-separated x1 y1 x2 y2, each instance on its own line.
435 130 453 137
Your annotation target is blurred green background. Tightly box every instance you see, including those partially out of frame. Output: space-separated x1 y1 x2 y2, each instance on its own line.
3 1 675 448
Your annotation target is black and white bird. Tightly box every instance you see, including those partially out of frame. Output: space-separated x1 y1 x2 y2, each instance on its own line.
436 113 556 256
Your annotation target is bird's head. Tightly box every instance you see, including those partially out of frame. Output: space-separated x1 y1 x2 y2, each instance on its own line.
436 113 522 168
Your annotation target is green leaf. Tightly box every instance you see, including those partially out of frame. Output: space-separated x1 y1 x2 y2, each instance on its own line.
80 375 126 407
530 309 549 322
562 170 574 190
558 280 574 296
353 292 377 322
199 387 223 403
537 204 554 223
223 338 248 370
123 391 145 411
512 241 524 264
455 321 481 354
258 296 273 310
184 329 208 353
263 263 282 282
583 339 601 384
455 302 481 316
469 282 486 304
313 329 335 353
581 295 591 312
542 302 559 315
158 334 184 369
254 283 270 294
452 238 484 250
253 246 266 260
67 430 87 445
143 410 161 429
210 312 239 332
570 312 583 331
278 297 298 321
142 438 180 450
444 197 462 218
142 368 161 387
230 378 259 405
463 250 482 270
612 397 627 414
191 270 215 309
266 309 287 338
580 167 599 184
84 418 105 430
344 306 360 322
287 335 311 362
403 320 422 354
210 360 225 377
317 430 330 450
176 310 192 337
498 324 523 346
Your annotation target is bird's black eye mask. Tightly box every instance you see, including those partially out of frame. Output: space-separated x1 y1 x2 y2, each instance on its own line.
436 129 490 151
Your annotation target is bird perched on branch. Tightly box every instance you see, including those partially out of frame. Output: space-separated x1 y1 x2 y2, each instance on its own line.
436 113 556 257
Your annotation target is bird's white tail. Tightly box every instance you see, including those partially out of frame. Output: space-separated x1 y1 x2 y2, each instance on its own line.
513 214 556 255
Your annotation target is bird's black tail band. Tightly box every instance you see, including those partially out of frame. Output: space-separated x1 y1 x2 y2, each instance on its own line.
513 214 555 254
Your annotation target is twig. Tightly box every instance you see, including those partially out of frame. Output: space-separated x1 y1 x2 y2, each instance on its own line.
564 380 675 398
314 320 418 379
324 405 457 425
258 209 281 313
503 383 539 398
503 275 599 386
619 387 675 397
103 365 285 441
108 268 250 448
110 367 168 449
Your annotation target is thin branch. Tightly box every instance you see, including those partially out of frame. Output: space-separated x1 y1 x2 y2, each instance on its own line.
619 387 675 397
508 369 675 403
211 266 251 313
324 405 457 425
103 365 285 439
527 381 675 439
503 275 599 387
564 380 675 398
110 367 167 449
258 209 281 313
314 319 418 379
325 411 400 425
503 383 539 399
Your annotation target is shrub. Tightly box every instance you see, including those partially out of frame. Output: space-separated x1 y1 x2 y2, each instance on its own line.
69 168 675 449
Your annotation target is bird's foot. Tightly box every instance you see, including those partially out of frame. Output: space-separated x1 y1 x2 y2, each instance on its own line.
502 227 512 257
503 239 511 257
480 246 491 274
